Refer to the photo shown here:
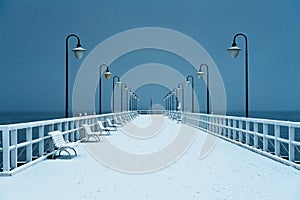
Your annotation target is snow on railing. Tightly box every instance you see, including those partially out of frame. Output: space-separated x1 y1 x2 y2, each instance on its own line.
169 111 300 169
0 111 137 176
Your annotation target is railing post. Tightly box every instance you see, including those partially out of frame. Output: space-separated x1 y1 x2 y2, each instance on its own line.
289 126 295 162
11 129 17 170
75 120 80 140
233 120 237 140
84 118 88 126
70 121 75 142
209 116 212 132
82 118 87 138
26 127 32 162
198 114 201 127
217 118 221 134
211 117 214 133
49 124 55 152
205 115 208 130
228 119 232 138
49 124 54 131
239 120 243 142
38 126 44 157
219 118 223 135
64 122 69 141
58 123 62 131
246 121 250 145
213 117 216 133
58 123 64 140
206 115 209 130
254 122 258 148
263 123 268 152
2 129 10 172
215 118 218 133
92 117 96 131
214 117 217 133
201 115 203 129
222 118 226 136
274 125 280 156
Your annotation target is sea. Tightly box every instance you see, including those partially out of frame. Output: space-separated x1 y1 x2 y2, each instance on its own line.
0 111 299 125
227 111 300 122
0 112 65 125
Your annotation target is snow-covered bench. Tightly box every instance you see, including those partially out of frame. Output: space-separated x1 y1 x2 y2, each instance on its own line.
48 131 79 158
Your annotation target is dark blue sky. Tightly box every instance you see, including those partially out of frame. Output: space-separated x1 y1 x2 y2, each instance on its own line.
0 0 300 114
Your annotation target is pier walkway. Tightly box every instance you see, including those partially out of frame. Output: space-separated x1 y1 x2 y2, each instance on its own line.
1 115 300 200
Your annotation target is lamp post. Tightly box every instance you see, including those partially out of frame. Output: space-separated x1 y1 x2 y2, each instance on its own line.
137 96 140 110
170 92 173 111
133 95 136 111
131 92 136 111
164 95 168 110
112 76 122 113
186 75 195 113
171 92 173 110
99 64 111 114
227 33 249 118
168 92 172 110
120 83 125 112
124 85 129 111
177 83 184 112
197 64 210 114
129 90 134 111
65 33 86 118
168 93 171 111
173 88 178 111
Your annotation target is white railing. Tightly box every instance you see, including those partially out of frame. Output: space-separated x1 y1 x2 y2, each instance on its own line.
170 111 300 169
0 111 137 176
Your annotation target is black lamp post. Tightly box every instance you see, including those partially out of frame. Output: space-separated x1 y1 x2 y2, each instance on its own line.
170 92 174 111
186 75 195 113
135 95 140 110
124 85 128 111
130 92 137 111
173 88 178 111
227 33 249 118
132 94 135 111
166 92 170 111
164 95 168 110
168 91 173 111
197 64 210 114
112 76 122 113
168 93 171 111
121 83 124 112
99 64 111 114
129 90 134 111
177 83 184 112
65 33 86 118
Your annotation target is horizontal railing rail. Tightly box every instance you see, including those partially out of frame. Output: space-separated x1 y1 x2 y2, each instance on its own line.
0 111 137 176
169 111 300 169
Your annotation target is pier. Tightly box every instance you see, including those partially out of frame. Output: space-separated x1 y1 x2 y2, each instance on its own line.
1 112 300 199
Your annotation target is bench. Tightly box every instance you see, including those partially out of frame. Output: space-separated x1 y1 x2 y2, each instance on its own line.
48 131 79 158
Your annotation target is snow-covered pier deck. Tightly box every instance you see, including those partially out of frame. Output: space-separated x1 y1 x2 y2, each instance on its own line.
1 114 300 199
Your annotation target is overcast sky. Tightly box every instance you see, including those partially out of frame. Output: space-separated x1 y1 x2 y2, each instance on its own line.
0 0 299 115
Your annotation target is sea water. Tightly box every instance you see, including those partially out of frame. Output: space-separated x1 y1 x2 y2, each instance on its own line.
0 112 65 125
0 111 299 125
227 111 300 122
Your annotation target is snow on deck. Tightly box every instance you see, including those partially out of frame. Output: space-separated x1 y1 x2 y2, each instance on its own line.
1 115 300 200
